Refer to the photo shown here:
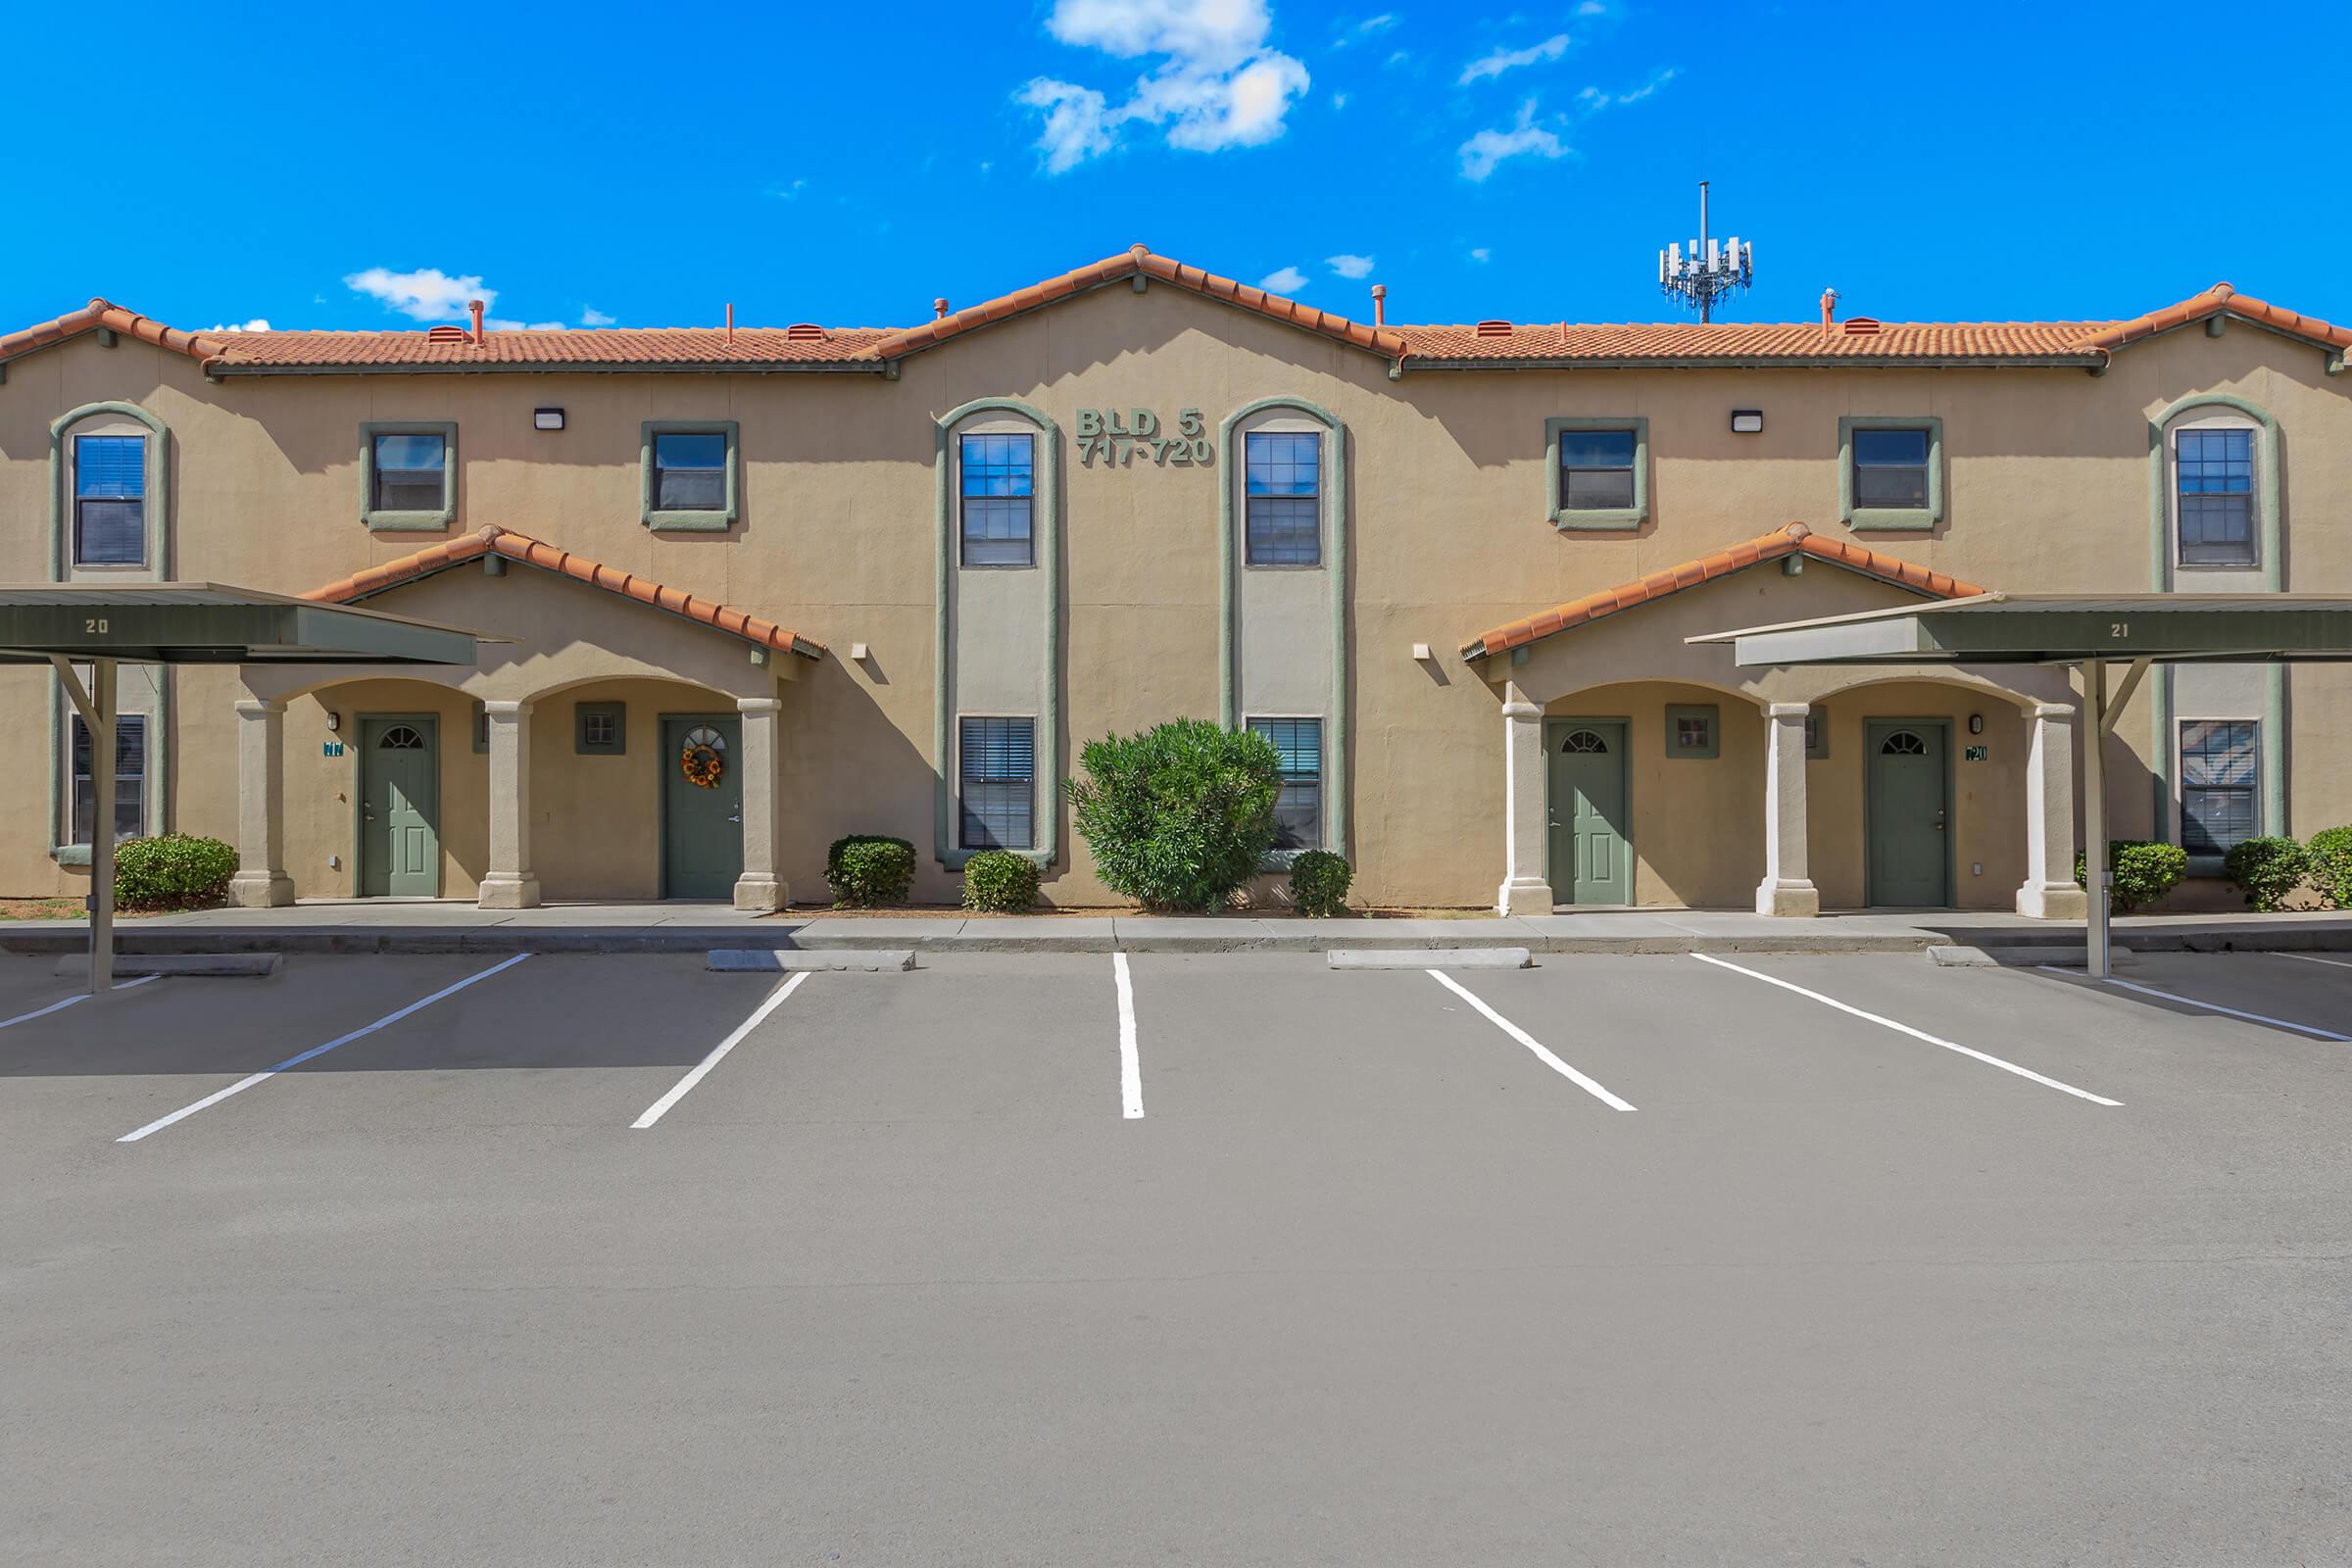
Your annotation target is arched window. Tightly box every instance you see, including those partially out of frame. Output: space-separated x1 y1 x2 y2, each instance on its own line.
1880 730 1929 757
1561 729 1609 754
378 725 427 751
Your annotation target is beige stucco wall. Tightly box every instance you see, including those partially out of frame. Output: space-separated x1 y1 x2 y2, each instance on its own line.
1 284 2346 906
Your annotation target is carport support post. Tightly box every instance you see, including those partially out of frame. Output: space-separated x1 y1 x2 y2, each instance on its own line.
1755 703 1820 916
733 696 785 912
228 698 295 907
478 700 540 910
1494 681 1555 915
2015 703 2088 920
2082 660 2111 979
50 656 116 994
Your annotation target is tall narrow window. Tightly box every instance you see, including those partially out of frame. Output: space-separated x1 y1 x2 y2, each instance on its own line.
371 432 448 514
959 432 1035 565
1248 717 1322 850
74 434 146 565
959 716 1035 851
1557 428 1637 511
1850 427 1931 509
1245 431 1321 565
2177 427 2256 566
70 713 145 845
2180 719 2258 856
653 431 728 512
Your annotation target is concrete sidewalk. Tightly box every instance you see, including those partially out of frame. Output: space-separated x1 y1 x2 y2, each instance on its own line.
5 899 2351 956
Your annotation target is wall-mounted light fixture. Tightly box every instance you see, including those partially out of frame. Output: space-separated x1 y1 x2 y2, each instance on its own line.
324 710 341 733
533 408 566 431
1968 712 1985 735
849 643 870 662
1410 642 1433 662
1730 409 1764 434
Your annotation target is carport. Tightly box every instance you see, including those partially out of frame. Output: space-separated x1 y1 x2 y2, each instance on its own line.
1694 593 2352 977
0 585 487 992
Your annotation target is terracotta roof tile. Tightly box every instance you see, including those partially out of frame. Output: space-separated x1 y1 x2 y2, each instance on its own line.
1460 523 1986 660
301 526 824 661
0 298 233 367
2071 280 2352 354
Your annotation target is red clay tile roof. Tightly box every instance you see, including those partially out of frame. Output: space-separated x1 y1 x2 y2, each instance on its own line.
5 270 2346 375
301 526 824 660
1460 522 1987 660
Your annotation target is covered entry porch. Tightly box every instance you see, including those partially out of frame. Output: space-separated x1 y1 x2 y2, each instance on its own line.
1466 525 2084 919
228 528 823 911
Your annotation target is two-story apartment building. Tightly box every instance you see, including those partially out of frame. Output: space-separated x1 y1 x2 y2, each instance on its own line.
3 246 2347 914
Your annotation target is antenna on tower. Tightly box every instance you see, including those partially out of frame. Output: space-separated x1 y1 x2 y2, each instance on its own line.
1656 179 1753 323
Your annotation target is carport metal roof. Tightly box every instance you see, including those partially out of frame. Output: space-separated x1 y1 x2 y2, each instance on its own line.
4 583 492 998
1690 591 2352 981
1689 592 2352 667
0 582 491 665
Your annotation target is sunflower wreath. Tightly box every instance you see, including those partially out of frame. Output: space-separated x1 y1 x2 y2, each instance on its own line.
680 743 725 790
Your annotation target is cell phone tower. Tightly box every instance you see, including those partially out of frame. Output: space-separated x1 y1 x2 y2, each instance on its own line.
1657 180 1753 323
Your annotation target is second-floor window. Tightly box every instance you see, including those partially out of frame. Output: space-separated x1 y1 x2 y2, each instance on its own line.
1850 427 1931 510
74 435 145 565
959 432 1035 565
2176 427 2256 566
1558 428 1637 511
372 432 448 514
1245 431 1321 565
653 431 728 512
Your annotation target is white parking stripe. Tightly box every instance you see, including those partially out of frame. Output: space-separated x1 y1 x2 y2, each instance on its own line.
2278 952 2352 972
2048 968 2352 1043
1428 970 1636 1111
1113 953 1144 1119
0 974 157 1030
117 956 533 1144
1695 954 2122 1106
632 970 808 1130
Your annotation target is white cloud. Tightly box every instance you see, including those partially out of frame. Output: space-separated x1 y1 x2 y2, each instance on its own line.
1327 253 1375 279
1458 99 1567 180
1020 0 1311 172
1469 246 1492 263
1384 48 1409 67
344 267 496 321
1332 12 1399 46
1332 90 1349 109
1459 32 1567 85
580 306 617 326
1577 1 1609 14
767 177 808 200
205 318 271 332
1258 265 1309 292
1577 65 1677 112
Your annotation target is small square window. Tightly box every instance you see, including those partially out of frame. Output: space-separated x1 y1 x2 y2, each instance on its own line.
1665 704 1719 760
361 422 459 529
1851 428 1930 508
641 421 740 530
1547 417 1649 529
1839 417 1942 529
575 703 626 755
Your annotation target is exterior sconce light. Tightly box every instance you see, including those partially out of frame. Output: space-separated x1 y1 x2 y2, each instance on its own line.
533 408 565 431
1968 712 1985 735
1730 410 1764 434
1410 643 1433 662
324 710 341 733
849 643 870 662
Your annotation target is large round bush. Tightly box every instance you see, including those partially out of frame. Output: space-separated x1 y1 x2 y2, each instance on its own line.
113 833 239 912
2223 836 2308 913
961 850 1041 913
2074 839 2187 914
2306 825 2352 909
825 835 915 907
1069 719 1280 912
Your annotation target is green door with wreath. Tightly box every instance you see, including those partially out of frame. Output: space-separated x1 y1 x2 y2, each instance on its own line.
661 715 743 900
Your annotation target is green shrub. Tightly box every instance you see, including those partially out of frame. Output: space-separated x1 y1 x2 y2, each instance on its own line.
1288 850 1352 917
2307 826 2352 909
1069 719 1280 912
825 834 915 907
2223 836 2309 913
112 833 238 912
2073 839 2188 914
961 850 1041 913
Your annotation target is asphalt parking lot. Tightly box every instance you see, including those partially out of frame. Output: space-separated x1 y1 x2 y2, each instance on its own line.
6 946 2352 1566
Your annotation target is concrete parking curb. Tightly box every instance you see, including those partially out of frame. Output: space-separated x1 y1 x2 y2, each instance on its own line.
52 953 282 977
707 949 917 973
1328 948 1534 969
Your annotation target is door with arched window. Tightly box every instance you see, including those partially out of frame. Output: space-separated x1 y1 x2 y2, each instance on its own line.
1546 719 1632 906
1865 720 1949 906
359 716 440 897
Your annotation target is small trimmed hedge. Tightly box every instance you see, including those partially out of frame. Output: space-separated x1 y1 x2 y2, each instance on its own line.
2223 836 2309 913
113 833 238 912
1288 850 1352 918
825 834 915 908
2307 825 2352 909
961 850 1041 913
2074 839 2187 914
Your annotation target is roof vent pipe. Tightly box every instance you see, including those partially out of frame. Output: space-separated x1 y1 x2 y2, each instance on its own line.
468 298 485 345
1370 283 1386 326
934 297 950 319
1819 288 1838 335
725 303 735 346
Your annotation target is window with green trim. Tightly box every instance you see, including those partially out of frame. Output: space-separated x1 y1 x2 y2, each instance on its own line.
1850 428 1930 510
1665 704 1719 760
2175 427 2257 566
1559 428 1637 511
1248 716 1323 849
653 432 727 513
1244 431 1321 565
959 716 1035 850
2180 719 2258 855
74 435 146 565
371 432 448 514
959 432 1035 565
69 713 145 844
575 703 626 756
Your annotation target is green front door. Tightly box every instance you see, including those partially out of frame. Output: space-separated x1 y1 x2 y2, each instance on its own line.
662 715 744 900
1866 720 1950 906
1547 720 1632 906
360 716 440 897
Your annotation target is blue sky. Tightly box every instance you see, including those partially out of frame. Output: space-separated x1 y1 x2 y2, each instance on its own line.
8 0 2349 335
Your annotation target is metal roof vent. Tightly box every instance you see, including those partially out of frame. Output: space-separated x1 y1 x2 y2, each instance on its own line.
784 323 828 342
425 324 471 343
1474 319 1514 337
1841 317 1883 336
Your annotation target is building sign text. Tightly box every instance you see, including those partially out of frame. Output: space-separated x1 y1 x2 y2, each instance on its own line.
1075 408 1215 468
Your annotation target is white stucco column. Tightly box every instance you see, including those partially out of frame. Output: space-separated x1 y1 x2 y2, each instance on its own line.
227 697 295 907
1755 702 1821 917
1495 679 1555 916
478 699 540 910
2016 701 2089 919
734 696 786 912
